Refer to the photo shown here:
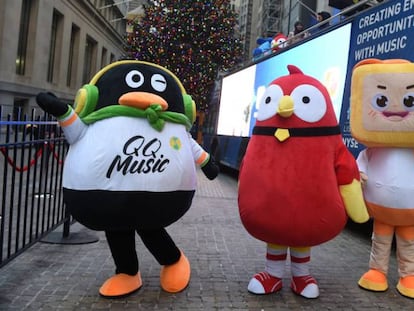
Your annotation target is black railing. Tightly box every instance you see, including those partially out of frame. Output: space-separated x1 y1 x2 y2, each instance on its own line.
0 106 68 268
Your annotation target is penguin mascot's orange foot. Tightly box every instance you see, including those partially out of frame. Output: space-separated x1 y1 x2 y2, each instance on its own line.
160 251 191 293
99 273 142 298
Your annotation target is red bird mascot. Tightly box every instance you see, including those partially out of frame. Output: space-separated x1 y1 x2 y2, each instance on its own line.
238 65 368 298
271 33 288 52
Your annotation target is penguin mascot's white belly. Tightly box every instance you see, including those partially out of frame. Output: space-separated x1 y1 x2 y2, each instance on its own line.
62 117 197 230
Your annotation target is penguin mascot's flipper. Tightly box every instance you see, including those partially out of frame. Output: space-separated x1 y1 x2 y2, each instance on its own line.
36 92 69 117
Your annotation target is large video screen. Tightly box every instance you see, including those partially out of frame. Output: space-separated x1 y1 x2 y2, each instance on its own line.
217 22 352 137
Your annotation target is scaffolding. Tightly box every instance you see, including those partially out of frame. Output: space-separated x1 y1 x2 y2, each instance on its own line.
262 0 282 36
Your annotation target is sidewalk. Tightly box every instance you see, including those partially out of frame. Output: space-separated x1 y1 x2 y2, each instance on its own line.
0 169 410 310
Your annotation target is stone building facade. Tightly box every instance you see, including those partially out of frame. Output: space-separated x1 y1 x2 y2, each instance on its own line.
0 0 128 119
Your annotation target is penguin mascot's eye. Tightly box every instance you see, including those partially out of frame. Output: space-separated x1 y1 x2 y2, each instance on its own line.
257 84 283 121
151 74 167 92
291 84 327 123
125 70 144 88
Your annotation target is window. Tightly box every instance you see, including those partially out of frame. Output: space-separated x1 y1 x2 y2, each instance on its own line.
47 9 64 83
16 0 33 75
67 24 80 87
101 47 107 68
82 36 97 84
13 98 28 132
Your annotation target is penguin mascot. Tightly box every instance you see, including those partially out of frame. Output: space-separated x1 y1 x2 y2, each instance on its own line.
35 60 219 298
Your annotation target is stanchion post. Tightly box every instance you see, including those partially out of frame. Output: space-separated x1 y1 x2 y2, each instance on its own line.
41 206 99 245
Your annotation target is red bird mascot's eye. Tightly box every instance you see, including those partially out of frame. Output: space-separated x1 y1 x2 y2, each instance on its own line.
238 64 368 298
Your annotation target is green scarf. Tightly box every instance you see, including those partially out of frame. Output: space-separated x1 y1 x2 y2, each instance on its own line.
80 104 192 131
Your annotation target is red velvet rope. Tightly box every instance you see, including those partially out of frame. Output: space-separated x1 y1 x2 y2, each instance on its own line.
0 142 63 172
47 142 64 164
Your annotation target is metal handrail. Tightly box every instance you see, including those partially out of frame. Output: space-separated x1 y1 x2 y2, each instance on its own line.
288 0 382 46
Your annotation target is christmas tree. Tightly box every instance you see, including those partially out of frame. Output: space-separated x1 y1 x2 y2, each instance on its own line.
125 0 243 111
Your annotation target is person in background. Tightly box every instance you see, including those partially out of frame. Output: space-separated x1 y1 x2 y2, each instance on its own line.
287 21 309 45
316 11 331 30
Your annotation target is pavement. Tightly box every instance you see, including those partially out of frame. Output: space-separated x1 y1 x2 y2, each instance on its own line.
0 168 411 310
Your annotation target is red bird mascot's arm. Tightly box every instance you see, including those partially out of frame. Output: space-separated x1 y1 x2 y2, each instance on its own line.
335 143 369 223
